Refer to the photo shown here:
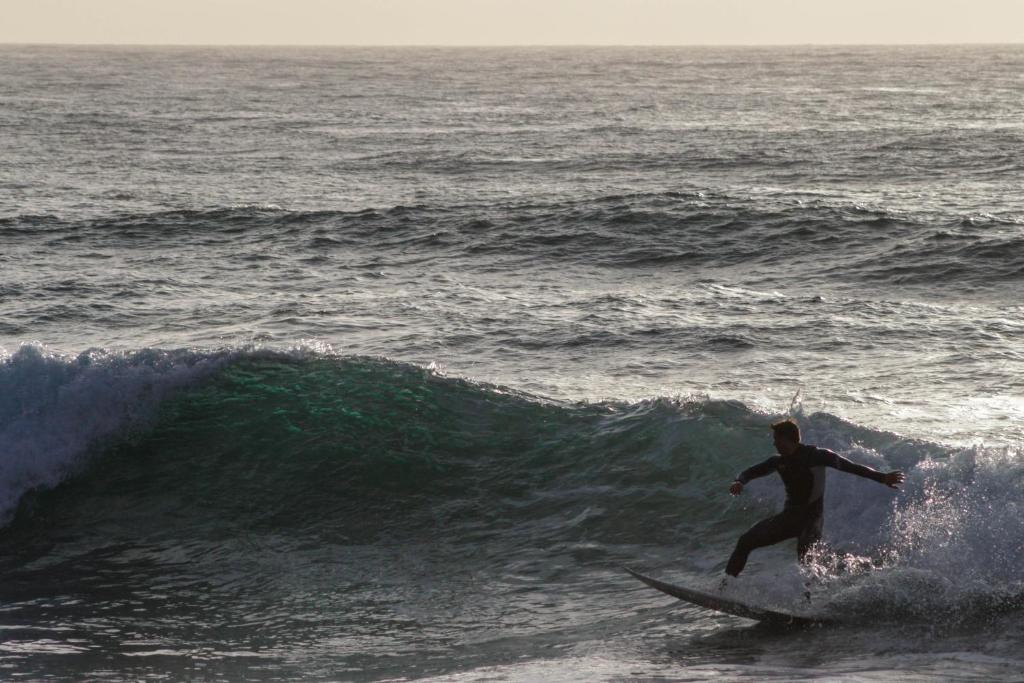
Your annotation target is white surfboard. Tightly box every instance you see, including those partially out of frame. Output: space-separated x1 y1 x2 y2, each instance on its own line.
624 567 826 626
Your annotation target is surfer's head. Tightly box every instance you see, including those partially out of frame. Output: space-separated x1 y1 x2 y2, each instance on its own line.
771 419 801 456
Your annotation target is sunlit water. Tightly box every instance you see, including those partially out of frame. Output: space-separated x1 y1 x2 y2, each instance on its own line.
1 45 1023 681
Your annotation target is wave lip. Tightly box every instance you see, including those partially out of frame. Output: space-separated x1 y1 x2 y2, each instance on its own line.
0 345 286 525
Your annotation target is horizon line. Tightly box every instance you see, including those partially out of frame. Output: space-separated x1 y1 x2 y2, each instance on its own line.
3 41 1024 49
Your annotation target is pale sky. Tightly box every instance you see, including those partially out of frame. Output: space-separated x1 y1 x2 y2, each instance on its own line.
3 0 1023 46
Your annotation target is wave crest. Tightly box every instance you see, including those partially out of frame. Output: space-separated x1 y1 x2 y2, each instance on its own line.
4 346 1022 610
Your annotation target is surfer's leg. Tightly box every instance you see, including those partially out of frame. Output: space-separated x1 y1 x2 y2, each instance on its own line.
725 512 801 576
796 504 824 563
796 510 824 603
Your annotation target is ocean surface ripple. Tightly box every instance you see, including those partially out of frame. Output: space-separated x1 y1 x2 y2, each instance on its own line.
2 45 1023 681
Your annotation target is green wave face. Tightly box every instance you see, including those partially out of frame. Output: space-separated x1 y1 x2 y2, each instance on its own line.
7 355 786 555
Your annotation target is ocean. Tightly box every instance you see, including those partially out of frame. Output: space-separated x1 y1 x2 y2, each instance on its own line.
1 44 1023 681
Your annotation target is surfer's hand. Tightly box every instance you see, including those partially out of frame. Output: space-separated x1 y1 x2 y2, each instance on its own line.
883 471 904 489
729 480 743 495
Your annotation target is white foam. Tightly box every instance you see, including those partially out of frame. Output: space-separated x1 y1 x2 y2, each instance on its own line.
0 344 299 525
798 415 1024 613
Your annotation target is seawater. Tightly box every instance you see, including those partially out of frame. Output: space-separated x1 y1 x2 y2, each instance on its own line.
1 45 1023 681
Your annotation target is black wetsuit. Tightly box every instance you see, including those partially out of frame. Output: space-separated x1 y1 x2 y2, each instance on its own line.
725 444 887 577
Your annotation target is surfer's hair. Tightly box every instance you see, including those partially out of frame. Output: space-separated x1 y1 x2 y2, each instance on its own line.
770 419 800 443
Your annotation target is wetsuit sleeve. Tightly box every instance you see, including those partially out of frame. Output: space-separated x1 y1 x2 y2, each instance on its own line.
735 457 778 485
813 448 887 483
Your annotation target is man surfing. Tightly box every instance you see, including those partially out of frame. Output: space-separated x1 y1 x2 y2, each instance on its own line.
724 419 904 577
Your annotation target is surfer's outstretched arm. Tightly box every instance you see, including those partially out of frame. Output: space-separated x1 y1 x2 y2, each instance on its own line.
729 456 778 495
817 449 905 489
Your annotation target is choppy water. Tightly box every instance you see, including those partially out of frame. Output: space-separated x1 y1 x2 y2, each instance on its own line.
1 45 1023 681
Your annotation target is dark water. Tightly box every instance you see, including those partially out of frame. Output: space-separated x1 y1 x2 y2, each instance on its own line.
1 45 1023 680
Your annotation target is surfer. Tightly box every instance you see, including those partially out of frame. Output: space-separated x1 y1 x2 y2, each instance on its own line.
724 419 904 577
